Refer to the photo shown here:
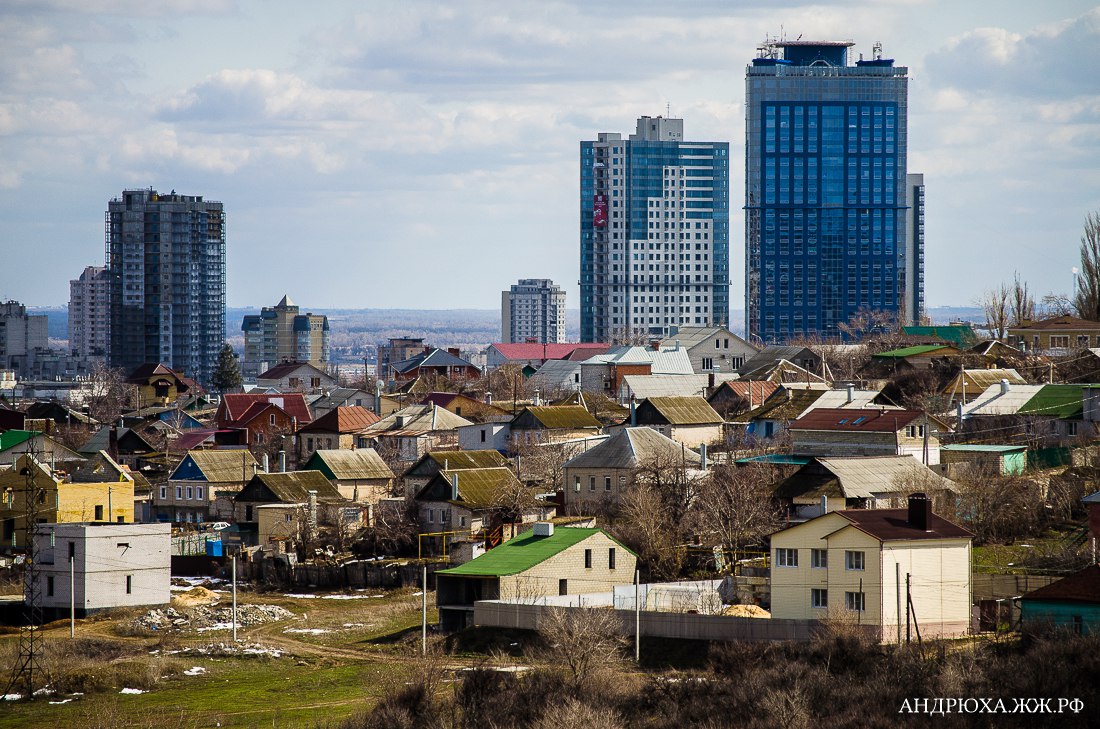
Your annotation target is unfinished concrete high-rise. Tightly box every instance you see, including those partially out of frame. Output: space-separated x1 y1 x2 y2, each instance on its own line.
107 189 226 385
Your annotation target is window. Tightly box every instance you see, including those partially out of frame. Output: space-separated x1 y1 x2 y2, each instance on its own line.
68 542 75 560
811 549 828 569
460 516 466 527
702 357 714 370
307 437 314 451
845 591 865 612
285 513 293 523
94 505 104 521
589 477 596 492
480 430 487 443
159 486 166 500
609 548 617 570
775 548 798 567
176 486 182 499
574 476 581 492
559 579 568 596
311 377 321 388
126 575 133 595
584 548 592 569
1068 421 1079 436
845 551 865 571
269 414 276 426
604 476 612 491
186 487 193 500
427 509 434 524
811 588 827 609
46 576 54 597
196 487 203 500
1050 335 1069 348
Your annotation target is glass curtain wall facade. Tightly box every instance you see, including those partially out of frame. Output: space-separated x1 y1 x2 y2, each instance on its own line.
581 117 729 343
745 41 910 342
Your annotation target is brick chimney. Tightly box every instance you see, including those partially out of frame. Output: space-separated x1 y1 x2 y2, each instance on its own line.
907 492 931 531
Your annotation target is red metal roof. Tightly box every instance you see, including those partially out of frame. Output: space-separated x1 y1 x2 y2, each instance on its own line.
1022 564 1100 604
298 406 380 433
217 393 312 427
834 508 974 541
491 343 609 361
788 408 923 432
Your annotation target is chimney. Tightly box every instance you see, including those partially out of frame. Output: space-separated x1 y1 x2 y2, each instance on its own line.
451 472 459 501
820 495 828 514
708 371 715 390
699 442 707 470
533 521 554 537
395 414 407 428
307 490 318 533
907 493 932 531
447 347 460 357
374 380 383 416
533 389 541 407
846 383 854 404
278 450 286 473
108 426 119 460
1000 379 1009 395
485 392 493 406
262 453 269 473
629 396 637 426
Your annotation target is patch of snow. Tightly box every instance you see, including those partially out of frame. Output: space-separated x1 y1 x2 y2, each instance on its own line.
284 593 318 599
49 699 73 705
196 622 234 632
119 688 146 695
342 623 365 628
2 694 22 701
183 667 206 676
284 628 329 635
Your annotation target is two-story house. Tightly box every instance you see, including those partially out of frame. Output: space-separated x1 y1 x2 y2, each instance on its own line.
161 449 258 523
787 408 950 465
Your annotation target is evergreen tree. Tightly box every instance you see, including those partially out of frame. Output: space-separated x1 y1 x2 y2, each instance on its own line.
211 343 242 393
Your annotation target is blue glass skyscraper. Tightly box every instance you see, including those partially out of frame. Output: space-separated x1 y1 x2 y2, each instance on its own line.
745 40 921 342
581 116 729 343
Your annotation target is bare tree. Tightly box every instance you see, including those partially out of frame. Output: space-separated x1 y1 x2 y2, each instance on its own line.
695 463 785 569
1041 292 1074 318
979 284 1010 340
1010 272 1036 327
954 462 1043 544
1076 211 1100 321
534 698 623 729
617 483 686 580
82 363 136 424
538 606 626 687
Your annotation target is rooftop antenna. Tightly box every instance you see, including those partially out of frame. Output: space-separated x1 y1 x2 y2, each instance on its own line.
873 41 883 61
666 102 670 118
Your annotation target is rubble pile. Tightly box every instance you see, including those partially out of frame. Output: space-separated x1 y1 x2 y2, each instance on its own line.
134 603 293 632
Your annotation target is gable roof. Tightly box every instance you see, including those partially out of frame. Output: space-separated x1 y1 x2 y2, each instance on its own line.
709 380 779 404
900 324 978 347
1011 315 1100 332
304 449 394 481
737 358 828 384
174 449 258 482
489 343 609 361
622 373 740 400
873 344 959 359
256 361 330 381
738 346 817 372
774 456 958 501
237 470 345 504
125 363 188 388
299 406 380 434
78 426 156 455
0 429 36 452
391 348 478 375
730 387 826 424
1017 384 1084 420
637 396 723 425
1022 564 1100 604
656 326 752 350
218 393 312 426
563 427 701 470
788 408 927 433
961 383 1046 417
405 450 510 477
233 400 290 428
942 369 1027 398
831 508 974 541
418 467 524 509
513 405 602 430
363 404 473 434
438 527 625 576
308 388 373 412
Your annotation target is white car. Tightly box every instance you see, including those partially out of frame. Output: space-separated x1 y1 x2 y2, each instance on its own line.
208 522 231 532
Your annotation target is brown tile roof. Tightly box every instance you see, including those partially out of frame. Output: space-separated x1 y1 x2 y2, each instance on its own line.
788 408 923 433
299 406 380 434
832 508 973 541
1021 564 1100 604
218 393 312 426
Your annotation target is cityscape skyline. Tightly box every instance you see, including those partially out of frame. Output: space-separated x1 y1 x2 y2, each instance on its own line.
1 2 1099 315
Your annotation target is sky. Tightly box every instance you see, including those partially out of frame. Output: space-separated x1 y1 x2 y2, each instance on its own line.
2 0 1099 312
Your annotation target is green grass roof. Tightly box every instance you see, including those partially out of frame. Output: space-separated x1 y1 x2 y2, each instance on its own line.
1018 385 1084 420
439 527 608 577
873 344 956 359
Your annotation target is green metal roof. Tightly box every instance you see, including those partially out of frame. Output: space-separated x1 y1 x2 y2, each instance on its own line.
873 344 956 359
438 527 617 577
941 444 1027 453
0 430 37 452
735 454 814 465
901 325 977 347
1018 385 1084 420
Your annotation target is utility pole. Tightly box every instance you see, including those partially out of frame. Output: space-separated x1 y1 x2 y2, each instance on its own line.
634 569 641 663
70 556 75 640
231 553 238 642
895 563 902 645
421 566 428 656
906 573 912 644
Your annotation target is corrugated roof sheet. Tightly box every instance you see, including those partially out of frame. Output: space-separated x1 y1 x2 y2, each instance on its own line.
900 325 978 347
563 427 700 470
942 369 1027 399
774 456 957 500
941 444 1026 453
437 467 524 508
489 343 608 361
256 361 327 381
640 396 723 425
307 449 393 481
299 406 380 433
730 388 825 423
0 430 37 452
1021 564 1100 604
622 374 739 399
363 404 473 434
789 408 924 433
834 508 973 541
242 470 345 503
423 450 510 470
1018 384 1084 419
438 527 606 576
961 384 1046 417
518 405 601 430
1011 315 1100 332
873 344 958 359
183 449 258 482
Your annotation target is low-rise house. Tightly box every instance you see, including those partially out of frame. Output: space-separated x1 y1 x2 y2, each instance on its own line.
389 348 481 383
769 494 974 641
961 382 1087 442
30 523 170 616
215 393 313 429
509 405 602 447
728 385 830 441
656 326 757 374
233 470 349 524
161 449 258 523
621 396 723 448
402 450 511 497
356 404 473 462
419 392 510 423
0 429 83 466
788 408 950 465
0 454 135 548
526 358 585 393
562 427 701 513
900 324 978 348
578 345 693 395
941 368 1027 406
296 406 381 461
435 523 636 630
255 361 337 393
1020 564 1100 635
1008 315 1100 353
485 342 610 370
872 344 961 371
707 380 779 418
737 346 823 380
457 422 511 452
301 448 394 503
773 455 959 521
414 466 553 539
77 426 157 467
125 363 193 408
617 372 740 402
307 387 377 420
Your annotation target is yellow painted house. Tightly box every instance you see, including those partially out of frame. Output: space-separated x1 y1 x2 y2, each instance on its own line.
0 454 134 548
769 494 973 642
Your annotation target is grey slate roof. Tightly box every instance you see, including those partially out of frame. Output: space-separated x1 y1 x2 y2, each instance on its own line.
309 449 394 481
562 427 701 470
